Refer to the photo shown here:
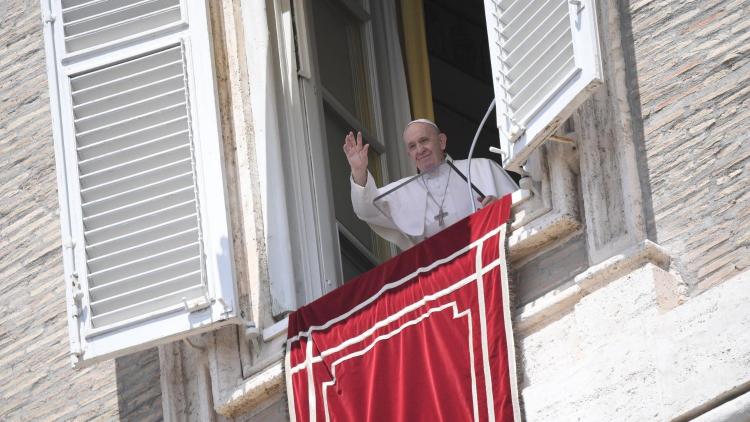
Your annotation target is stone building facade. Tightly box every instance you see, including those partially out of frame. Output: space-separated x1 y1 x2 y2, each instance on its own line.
0 0 747 421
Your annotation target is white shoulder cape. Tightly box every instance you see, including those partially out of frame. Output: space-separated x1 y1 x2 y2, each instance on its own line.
351 158 516 251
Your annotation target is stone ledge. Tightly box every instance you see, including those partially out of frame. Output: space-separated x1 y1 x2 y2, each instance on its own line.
677 380 750 422
515 239 674 334
508 211 582 263
215 358 285 418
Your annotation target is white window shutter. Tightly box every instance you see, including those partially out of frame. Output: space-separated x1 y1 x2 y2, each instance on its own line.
484 0 603 172
41 0 239 367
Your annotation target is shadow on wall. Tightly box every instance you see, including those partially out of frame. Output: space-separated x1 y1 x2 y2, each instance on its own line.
618 0 657 241
115 348 163 421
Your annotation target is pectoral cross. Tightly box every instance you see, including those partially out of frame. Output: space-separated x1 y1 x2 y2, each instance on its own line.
434 207 448 227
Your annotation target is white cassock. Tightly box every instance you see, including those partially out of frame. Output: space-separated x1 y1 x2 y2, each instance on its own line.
350 158 517 250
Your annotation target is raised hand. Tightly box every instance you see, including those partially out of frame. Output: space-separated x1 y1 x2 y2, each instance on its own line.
343 131 369 186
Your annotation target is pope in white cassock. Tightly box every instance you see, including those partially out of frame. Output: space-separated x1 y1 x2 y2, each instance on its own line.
344 119 517 251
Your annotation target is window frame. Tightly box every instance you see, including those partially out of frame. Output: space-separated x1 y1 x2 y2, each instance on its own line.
296 0 397 286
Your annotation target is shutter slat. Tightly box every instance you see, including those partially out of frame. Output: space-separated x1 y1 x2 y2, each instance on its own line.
503 0 554 40
77 117 188 159
74 74 184 118
62 0 106 10
83 185 194 229
81 172 193 216
87 227 199 273
91 284 204 328
78 130 189 174
74 90 186 133
90 270 202 315
80 158 192 201
89 256 201 301
504 0 566 59
496 0 515 14
63 0 146 23
79 144 190 186
64 3 181 52
76 103 187 146
505 7 571 71
506 15 569 76
513 52 575 121
89 242 200 286
510 38 574 99
85 200 196 244
71 47 181 91
86 213 197 258
64 0 178 36
73 60 183 105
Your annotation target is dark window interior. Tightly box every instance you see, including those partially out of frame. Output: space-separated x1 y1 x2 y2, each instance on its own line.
424 0 501 166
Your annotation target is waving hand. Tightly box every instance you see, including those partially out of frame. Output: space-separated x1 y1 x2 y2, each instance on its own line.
343 131 369 186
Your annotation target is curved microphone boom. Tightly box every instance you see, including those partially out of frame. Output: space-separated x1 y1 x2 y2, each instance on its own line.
467 99 496 212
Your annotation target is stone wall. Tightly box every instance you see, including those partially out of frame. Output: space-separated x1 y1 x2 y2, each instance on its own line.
0 1 162 420
519 266 750 421
629 0 750 291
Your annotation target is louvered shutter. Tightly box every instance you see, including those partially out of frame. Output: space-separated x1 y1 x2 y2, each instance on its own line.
484 0 603 172
41 0 239 366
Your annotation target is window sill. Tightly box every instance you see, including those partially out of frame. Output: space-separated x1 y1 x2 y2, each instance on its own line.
215 355 285 417
514 240 675 335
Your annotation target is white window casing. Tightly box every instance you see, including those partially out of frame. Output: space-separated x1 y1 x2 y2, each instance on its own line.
484 0 604 172
41 0 239 367
240 0 297 317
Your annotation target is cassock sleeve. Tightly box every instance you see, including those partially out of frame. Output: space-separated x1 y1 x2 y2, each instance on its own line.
351 171 416 251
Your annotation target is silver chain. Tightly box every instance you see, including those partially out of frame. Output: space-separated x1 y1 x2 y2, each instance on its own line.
421 165 452 225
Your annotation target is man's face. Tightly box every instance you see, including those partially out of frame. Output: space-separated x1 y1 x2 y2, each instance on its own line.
403 122 447 173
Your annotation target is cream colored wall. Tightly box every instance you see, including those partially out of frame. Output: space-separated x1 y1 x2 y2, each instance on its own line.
521 266 750 421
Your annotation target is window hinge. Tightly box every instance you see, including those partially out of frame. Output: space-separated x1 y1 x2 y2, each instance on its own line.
70 271 84 316
569 0 585 13
182 296 211 313
215 297 234 319
43 14 56 24
508 123 525 143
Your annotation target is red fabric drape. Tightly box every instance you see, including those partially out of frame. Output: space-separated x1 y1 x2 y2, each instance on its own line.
286 196 516 422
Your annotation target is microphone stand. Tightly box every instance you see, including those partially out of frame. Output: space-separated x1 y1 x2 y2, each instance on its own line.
467 99 496 212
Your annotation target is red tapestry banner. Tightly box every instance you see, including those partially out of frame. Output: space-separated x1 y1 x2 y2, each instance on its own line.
286 196 519 422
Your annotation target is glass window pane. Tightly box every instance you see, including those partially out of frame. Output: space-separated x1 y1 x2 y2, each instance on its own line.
312 0 374 133
340 233 375 281
324 105 378 252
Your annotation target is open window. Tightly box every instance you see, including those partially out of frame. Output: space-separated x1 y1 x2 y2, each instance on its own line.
293 0 400 286
261 0 605 309
41 0 238 366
